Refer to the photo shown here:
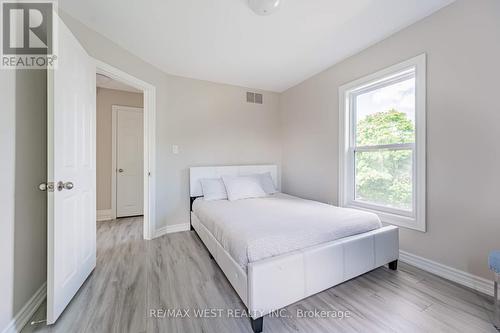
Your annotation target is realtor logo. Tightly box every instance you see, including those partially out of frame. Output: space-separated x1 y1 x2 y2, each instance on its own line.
1 0 57 68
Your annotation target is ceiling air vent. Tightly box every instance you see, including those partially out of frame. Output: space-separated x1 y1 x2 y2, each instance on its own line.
246 92 263 104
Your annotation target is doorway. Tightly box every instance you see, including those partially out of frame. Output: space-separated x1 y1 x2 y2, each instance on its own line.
96 60 156 240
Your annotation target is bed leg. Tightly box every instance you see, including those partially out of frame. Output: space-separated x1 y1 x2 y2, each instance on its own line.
388 260 398 271
190 224 194 231
209 253 214 260
250 317 263 333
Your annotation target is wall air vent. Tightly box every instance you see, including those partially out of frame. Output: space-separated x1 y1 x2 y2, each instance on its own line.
246 92 263 104
254 93 263 104
247 92 255 103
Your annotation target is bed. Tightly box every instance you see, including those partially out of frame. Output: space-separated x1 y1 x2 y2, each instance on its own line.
189 165 399 333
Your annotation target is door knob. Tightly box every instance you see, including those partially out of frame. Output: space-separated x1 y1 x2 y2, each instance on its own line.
57 181 74 191
118 168 124 173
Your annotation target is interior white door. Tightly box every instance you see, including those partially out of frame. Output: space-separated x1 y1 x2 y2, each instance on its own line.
116 107 144 217
46 16 96 324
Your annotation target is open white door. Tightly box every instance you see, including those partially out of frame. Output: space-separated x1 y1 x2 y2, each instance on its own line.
46 16 96 324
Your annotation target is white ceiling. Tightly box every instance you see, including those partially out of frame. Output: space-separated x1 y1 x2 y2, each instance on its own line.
96 74 142 93
61 0 454 92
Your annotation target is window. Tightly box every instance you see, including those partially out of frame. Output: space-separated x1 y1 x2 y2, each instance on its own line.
339 54 426 231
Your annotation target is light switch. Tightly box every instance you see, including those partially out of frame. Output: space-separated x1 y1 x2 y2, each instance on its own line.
172 145 179 154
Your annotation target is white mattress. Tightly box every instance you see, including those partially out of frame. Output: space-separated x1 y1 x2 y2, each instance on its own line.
192 193 382 269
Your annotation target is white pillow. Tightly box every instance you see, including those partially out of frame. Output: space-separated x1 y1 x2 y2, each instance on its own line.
222 175 267 201
254 172 278 194
200 178 228 201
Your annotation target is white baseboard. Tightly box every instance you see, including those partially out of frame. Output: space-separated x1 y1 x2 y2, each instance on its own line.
2 282 46 333
399 250 494 297
155 223 191 238
97 209 114 222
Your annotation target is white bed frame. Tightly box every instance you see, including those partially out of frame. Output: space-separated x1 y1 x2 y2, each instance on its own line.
189 165 399 333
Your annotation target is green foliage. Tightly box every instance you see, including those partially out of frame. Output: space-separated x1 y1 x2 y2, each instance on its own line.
356 109 414 146
355 109 414 210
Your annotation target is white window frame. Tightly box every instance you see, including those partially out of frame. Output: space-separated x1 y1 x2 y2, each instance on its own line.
338 54 426 232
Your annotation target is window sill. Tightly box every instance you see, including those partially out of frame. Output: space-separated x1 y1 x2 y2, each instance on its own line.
344 203 426 232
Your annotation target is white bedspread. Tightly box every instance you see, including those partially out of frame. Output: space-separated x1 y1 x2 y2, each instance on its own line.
192 193 382 269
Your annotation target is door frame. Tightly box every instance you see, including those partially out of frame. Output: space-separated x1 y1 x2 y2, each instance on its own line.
95 59 156 240
111 105 144 219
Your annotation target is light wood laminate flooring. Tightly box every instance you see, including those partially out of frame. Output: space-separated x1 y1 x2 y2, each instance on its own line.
23 217 498 333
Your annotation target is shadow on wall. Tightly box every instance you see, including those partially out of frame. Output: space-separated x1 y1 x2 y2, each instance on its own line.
12 69 48 321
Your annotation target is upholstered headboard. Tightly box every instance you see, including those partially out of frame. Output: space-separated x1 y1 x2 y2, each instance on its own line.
189 165 279 197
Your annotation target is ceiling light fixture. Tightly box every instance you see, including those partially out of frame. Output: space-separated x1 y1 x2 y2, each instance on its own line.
248 0 282 16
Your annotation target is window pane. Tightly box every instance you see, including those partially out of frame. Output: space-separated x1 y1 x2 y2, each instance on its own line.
355 149 413 211
355 77 415 146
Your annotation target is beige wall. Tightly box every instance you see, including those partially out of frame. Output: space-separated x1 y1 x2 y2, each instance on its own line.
60 11 282 229
0 70 47 331
96 88 143 210
279 0 500 280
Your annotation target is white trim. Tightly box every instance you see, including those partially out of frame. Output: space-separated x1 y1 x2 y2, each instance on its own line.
355 142 414 151
111 108 117 220
1 283 46 333
399 250 494 297
111 105 143 220
95 59 156 240
96 209 114 222
339 54 426 232
155 223 191 238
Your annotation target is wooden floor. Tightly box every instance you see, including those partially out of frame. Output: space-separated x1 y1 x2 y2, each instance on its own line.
24 217 498 333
